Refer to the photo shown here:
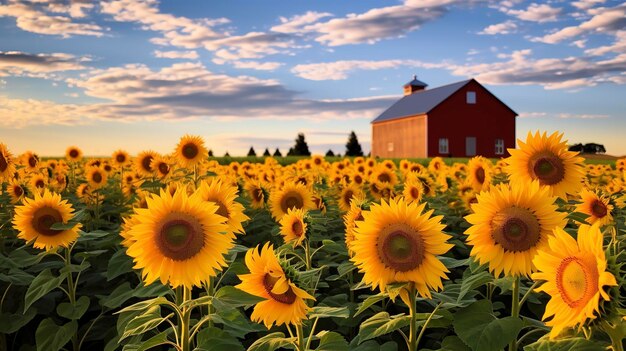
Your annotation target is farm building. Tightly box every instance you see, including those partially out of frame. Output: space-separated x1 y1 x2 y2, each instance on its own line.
371 77 517 158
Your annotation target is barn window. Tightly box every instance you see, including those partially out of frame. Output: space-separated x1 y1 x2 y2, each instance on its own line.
466 91 476 104
495 139 504 155
439 138 449 154
387 142 394 152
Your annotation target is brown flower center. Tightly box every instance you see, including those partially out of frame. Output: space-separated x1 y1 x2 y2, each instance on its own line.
35 179 45 188
491 207 541 252
158 162 170 176
410 186 420 200
69 149 79 158
530 152 565 185
116 154 126 163
32 206 64 236
155 214 205 261
13 185 23 197
182 143 199 159
0 154 8 172
343 190 354 206
280 191 304 214
92 172 103 184
377 223 425 272
28 156 37 168
252 188 264 202
590 200 607 218
475 167 485 184
556 256 598 308
377 172 391 183
214 200 230 220
263 273 296 304
141 156 154 172
291 219 304 237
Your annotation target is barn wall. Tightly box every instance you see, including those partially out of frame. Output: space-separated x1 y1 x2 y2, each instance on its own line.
427 80 516 158
372 115 427 158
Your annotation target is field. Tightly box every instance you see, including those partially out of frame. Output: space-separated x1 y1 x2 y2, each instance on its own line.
0 133 624 351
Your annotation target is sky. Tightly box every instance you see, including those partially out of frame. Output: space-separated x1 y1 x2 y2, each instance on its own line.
0 0 625 157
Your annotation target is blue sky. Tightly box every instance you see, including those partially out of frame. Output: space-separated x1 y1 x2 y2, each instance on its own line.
0 0 625 156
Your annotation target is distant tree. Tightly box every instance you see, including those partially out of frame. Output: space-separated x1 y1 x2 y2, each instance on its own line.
287 147 295 156
273 148 283 157
224 151 230 157
208 149 214 157
247 147 257 157
325 149 335 157
263 148 271 156
568 143 583 152
292 133 311 156
583 143 606 154
345 131 364 156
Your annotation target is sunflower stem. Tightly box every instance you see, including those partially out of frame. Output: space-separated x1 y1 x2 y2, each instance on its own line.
176 286 192 351
518 280 540 308
206 277 215 329
408 284 418 351
64 247 79 351
509 276 520 351
296 323 306 351
304 239 312 271
416 302 443 349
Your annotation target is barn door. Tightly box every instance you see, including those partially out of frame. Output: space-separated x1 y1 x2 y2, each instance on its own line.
466 137 476 156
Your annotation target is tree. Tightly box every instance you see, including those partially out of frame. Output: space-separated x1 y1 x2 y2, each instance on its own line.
325 149 335 157
345 131 364 157
292 133 311 156
583 143 606 154
208 149 214 157
263 148 271 157
273 148 283 157
287 147 295 156
568 143 583 152
224 151 230 157
247 147 257 157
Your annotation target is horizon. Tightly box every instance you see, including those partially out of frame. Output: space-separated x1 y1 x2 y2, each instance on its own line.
1 0 624 157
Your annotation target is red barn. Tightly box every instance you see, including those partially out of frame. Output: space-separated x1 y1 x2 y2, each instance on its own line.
371 77 517 158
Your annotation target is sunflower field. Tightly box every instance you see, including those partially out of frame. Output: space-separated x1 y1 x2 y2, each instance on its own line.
0 131 624 351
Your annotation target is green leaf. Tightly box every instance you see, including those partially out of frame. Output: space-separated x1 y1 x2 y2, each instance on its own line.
458 271 493 302
74 249 109 260
100 282 135 309
78 230 111 241
357 312 411 344
453 300 523 351
135 331 173 351
57 295 90 320
523 337 607 351
316 331 348 351
0 308 37 334
247 332 295 351
139 180 163 189
354 293 387 317
195 327 244 351
116 296 172 315
566 211 590 224
213 286 265 308
350 340 398 351
309 306 350 319
0 268 35 285
25 268 64 312
107 249 134 281
35 318 77 351
50 221 80 230
438 336 471 351
121 306 172 341
8 249 47 268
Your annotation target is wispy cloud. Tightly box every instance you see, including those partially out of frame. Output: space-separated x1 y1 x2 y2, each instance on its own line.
519 111 609 119
479 20 518 35
504 3 562 22
292 59 448 80
0 51 89 77
153 50 199 59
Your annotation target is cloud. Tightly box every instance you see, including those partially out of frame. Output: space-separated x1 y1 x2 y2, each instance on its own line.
0 2 105 37
0 51 88 77
291 59 448 80
479 20 518 35
0 95 91 127
519 111 609 119
504 3 562 22
584 30 626 56
534 3 626 43
271 11 332 34
229 61 284 71
153 50 199 59
571 0 606 11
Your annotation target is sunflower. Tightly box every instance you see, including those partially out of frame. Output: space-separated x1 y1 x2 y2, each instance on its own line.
428 157 446 173
65 146 82 162
532 224 617 338
244 180 266 209
269 182 315 220
506 131 584 199
195 178 249 235
124 188 233 288
279 208 307 247
338 183 365 212
29 174 47 194
403 177 424 204
7 180 27 204
344 200 366 255
112 149 130 168
175 135 208 169
22 151 39 171
236 243 315 328
0 143 16 181
12 190 82 250
150 155 172 180
465 181 567 277
467 156 493 192
351 197 453 298
370 165 398 187
575 188 613 227
135 150 158 177
86 166 108 190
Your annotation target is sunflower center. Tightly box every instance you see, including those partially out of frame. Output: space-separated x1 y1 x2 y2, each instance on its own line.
13 185 23 197
214 200 230 219
32 207 64 236
377 223 425 272
182 143 199 159
280 191 304 214
158 162 169 175
116 154 126 163
377 172 391 183
475 167 486 184
28 156 37 168
252 188 264 202
343 190 354 206
354 175 363 184
491 207 540 252
292 219 304 237
35 179 45 188
590 200 607 218
92 172 103 184
142 156 154 172
556 257 598 308
263 274 296 304
410 186 420 199
69 149 79 158
0 155 8 172
155 214 204 261
530 153 565 185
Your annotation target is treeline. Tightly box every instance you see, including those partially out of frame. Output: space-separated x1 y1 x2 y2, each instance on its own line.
214 131 365 157
568 143 606 154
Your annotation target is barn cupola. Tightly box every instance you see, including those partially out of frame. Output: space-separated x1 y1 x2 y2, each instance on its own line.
403 75 428 96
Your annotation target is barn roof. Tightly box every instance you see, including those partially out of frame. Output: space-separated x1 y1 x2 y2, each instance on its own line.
372 79 472 123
